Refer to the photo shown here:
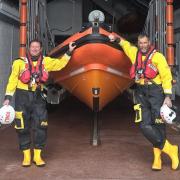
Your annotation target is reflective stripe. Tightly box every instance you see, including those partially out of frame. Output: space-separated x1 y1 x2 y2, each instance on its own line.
15 111 24 129
5 92 14 96
164 89 172 94
57 64 131 81
69 67 85 77
107 67 130 79
134 104 142 123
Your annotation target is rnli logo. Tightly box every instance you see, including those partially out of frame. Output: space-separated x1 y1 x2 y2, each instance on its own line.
5 112 10 122
155 118 164 124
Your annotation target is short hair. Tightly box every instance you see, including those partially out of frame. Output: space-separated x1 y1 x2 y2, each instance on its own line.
29 39 42 47
138 33 150 40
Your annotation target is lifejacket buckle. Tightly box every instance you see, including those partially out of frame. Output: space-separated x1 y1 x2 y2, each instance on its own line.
135 69 143 81
137 69 143 74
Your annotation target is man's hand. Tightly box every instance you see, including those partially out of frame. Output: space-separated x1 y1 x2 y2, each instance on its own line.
3 99 10 106
69 42 76 53
163 96 172 108
108 34 116 42
108 34 122 43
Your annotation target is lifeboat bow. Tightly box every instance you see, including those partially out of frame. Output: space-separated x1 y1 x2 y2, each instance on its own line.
49 25 133 111
49 19 133 146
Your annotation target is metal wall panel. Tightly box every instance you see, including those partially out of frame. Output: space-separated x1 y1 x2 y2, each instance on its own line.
0 19 19 104
174 9 180 96
47 0 82 36
174 41 180 95
0 0 19 21
144 0 166 55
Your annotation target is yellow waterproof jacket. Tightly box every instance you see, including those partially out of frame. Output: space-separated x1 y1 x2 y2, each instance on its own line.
5 53 71 96
119 40 172 95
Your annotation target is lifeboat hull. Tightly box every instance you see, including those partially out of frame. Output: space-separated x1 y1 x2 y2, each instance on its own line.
49 27 133 110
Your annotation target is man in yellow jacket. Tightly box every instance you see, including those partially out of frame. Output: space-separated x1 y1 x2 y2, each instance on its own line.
109 33 179 170
3 39 76 167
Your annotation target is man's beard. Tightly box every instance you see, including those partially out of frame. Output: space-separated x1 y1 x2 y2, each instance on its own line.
140 47 150 55
30 54 40 61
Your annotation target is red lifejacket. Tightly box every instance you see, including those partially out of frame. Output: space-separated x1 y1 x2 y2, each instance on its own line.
19 53 49 85
130 47 158 80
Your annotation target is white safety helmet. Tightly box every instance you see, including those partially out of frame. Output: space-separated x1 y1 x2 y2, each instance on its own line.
0 105 15 125
160 104 176 124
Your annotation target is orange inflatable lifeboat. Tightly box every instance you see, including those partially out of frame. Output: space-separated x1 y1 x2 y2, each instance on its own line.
49 24 133 111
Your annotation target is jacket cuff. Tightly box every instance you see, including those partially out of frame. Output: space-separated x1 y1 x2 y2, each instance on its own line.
4 95 13 101
66 50 72 56
119 39 126 46
115 37 120 43
164 94 172 99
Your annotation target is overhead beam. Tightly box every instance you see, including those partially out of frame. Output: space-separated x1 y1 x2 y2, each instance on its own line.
0 0 19 22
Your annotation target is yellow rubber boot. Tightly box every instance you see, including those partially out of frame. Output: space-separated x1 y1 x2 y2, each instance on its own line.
162 140 179 170
152 148 162 171
22 149 31 167
33 149 46 167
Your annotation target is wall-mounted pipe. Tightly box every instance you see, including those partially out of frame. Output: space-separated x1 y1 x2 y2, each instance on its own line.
19 0 27 57
166 0 174 66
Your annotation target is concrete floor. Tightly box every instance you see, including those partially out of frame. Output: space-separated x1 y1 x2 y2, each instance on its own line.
0 95 180 180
